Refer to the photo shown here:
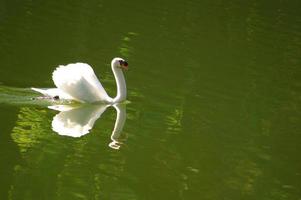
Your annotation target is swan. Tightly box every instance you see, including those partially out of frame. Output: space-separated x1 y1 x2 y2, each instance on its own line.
31 57 128 104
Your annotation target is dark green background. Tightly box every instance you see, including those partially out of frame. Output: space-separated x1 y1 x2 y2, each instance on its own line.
0 0 301 199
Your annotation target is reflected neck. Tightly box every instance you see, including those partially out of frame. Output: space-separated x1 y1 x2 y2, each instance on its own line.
111 63 126 103
109 103 126 149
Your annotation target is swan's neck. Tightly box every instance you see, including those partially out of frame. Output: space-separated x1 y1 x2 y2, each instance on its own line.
111 65 126 103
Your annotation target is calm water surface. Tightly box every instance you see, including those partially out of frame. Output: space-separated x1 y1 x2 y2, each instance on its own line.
0 0 301 199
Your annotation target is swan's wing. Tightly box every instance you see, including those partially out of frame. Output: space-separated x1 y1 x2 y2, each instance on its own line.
52 63 110 103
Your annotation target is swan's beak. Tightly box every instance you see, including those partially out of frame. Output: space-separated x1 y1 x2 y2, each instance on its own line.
120 61 129 71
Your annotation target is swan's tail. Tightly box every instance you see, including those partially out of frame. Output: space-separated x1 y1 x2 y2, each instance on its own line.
31 87 74 100
31 87 50 96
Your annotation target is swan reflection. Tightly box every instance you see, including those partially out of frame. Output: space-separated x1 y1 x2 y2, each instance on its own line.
109 104 127 149
48 103 127 149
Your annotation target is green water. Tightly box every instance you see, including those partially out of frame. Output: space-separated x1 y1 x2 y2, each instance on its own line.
1 0 301 199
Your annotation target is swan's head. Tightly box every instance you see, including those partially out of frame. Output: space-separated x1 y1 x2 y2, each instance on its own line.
111 57 129 71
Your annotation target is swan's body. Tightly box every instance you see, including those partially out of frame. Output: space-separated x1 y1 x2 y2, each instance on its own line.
32 58 128 104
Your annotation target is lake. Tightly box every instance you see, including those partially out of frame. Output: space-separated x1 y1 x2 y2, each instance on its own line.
0 0 301 199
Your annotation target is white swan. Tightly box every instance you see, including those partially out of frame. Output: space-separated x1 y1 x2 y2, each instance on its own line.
32 57 128 103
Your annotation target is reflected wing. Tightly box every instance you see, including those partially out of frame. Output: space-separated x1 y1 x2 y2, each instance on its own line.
52 63 110 103
50 104 108 137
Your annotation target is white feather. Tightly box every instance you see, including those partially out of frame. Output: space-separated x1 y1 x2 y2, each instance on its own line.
52 63 111 103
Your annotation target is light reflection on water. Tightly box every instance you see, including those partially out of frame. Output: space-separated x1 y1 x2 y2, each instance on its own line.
2 88 129 151
49 103 127 150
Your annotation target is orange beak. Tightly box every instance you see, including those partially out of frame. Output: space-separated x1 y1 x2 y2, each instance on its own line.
120 61 129 70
